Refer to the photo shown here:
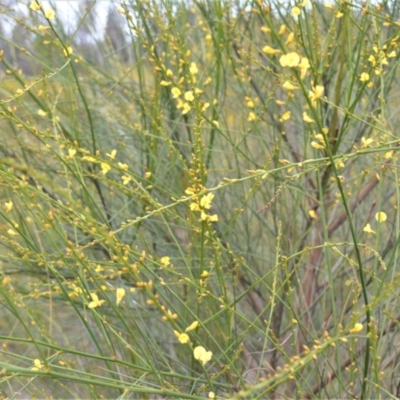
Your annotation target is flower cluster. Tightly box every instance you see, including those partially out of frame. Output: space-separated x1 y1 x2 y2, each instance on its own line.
187 188 218 222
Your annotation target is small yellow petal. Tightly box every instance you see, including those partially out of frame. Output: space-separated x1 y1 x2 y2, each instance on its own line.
375 212 387 222
291 6 301 16
350 323 363 333
189 62 198 75
262 46 281 55
282 81 299 91
303 112 315 123
193 346 212 365
363 223 375 234
309 209 317 219
184 91 194 102
171 87 181 98
178 333 189 344
116 288 125 306
278 24 286 35
311 141 325 150
63 46 73 56
185 321 199 332
5 201 13 213
44 8 55 19
30 1 41 11
106 149 117 159
247 112 257 121
160 256 171 266
279 52 300 67
101 162 111 175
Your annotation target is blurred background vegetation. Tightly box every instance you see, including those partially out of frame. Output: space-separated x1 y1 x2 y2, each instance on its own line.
1 0 400 398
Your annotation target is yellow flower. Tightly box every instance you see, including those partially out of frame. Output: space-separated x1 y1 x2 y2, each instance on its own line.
291 6 301 16
384 151 393 159
118 162 129 170
311 141 325 150
309 209 317 219
83 155 97 162
189 62 198 75
282 81 299 91
208 214 218 222
209 392 215 399
309 85 324 106
30 1 41 11
360 72 370 82
174 331 190 344
246 99 254 108
88 293 105 309
200 270 209 278
262 46 281 55
44 8 55 20
190 202 200 211
38 109 47 116
116 288 125 306
281 111 291 121
375 212 387 222
67 148 76 159
182 102 191 114
361 137 373 148
368 55 376 66
100 162 111 175
350 323 363 333
106 149 117 159
363 224 375 234
200 193 214 209
185 321 199 332
279 52 300 67
171 87 181 98
285 32 295 45
63 46 73 56
185 187 195 195
160 256 171 266
299 57 310 79
193 346 212 365
303 112 314 123
247 112 256 121
335 11 344 18
31 359 43 371
202 102 210 112
5 201 13 213
121 175 131 185
278 24 286 35
184 91 194 102
160 80 171 86
7 229 18 236
38 25 49 31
